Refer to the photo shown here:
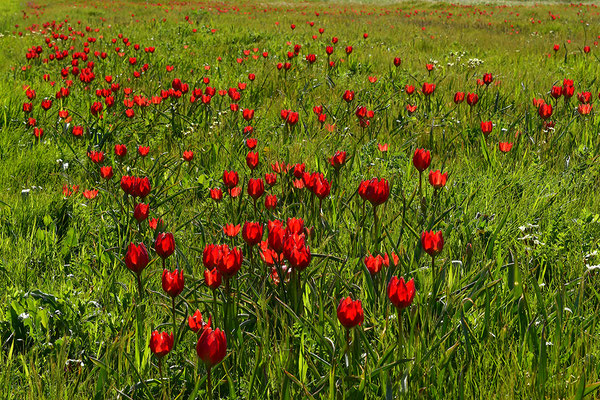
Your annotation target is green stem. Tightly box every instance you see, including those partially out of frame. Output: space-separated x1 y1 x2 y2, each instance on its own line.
172 296 177 349
206 366 213 400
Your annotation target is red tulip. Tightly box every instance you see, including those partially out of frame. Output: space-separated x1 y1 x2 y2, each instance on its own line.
204 267 222 290
286 218 305 235
124 242 149 274
222 170 239 188
247 178 265 200
428 170 448 189
532 98 545 108
337 297 364 329
114 144 127 158
242 109 254 121
265 173 277 186
210 188 223 202
88 151 105 164
387 277 416 310
223 224 241 237
466 93 479 106
480 121 493 137
162 268 185 298
362 178 390 207
155 232 175 259
578 104 592 115
454 92 465 104
482 73 493 85
183 150 194 162
72 126 84 137
83 189 98 199
538 103 553 120
246 151 259 170
189 310 210 333
242 221 263 246
149 331 174 358
216 245 243 278
393 57 401 67
412 148 431 172
551 86 562 99
563 85 574 99
283 233 311 271
268 220 286 254
293 163 305 178
330 151 347 169
134 203 149 222
246 138 257 149
577 92 592 104
305 173 331 200
100 166 113 180
499 142 513 153
421 230 444 257
422 82 436 96
265 194 277 210
196 327 227 367
342 90 354 102
364 254 384 275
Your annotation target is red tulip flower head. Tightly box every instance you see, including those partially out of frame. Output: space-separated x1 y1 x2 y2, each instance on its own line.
189 310 211 334
428 170 448 189
480 121 493 137
134 203 150 222
247 178 265 200
242 221 263 246
222 170 239 188
283 233 311 271
124 242 149 274
204 267 222 290
387 277 416 310
363 178 390 207
364 254 385 275
329 151 347 170
162 268 185 298
499 142 513 153
210 188 223 202
538 103 553 120
454 92 465 104
337 297 364 329
216 245 243 278
196 327 227 367
412 148 431 172
155 232 175 259
246 151 259 170
421 230 444 257
149 331 174 358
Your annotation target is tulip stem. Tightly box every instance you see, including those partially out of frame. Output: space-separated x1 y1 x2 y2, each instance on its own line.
418 171 423 202
345 327 351 349
397 308 404 351
212 290 218 326
136 273 143 300
373 205 378 240
171 297 177 349
224 277 231 338
206 366 213 400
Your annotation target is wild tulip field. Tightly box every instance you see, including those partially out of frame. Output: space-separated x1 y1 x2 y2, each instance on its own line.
2 0 600 398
